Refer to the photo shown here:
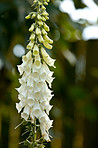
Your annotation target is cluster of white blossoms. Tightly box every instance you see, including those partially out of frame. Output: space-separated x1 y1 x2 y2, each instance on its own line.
16 0 55 142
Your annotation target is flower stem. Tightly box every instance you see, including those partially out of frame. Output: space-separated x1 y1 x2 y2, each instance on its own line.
33 118 36 148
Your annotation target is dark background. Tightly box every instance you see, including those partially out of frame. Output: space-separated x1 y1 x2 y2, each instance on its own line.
0 0 98 148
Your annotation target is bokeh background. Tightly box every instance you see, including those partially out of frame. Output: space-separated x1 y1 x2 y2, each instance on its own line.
0 0 98 148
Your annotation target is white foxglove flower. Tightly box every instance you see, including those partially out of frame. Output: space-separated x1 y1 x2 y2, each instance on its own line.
27 99 34 107
46 73 55 88
40 65 47 81
16 0 56 143
41 47 48 58
23 105 31 115
17 63 24 75
24 50 32 61
27 75 34 87
28 92 34 100
34 55 41 69
19 78 25 85
30 108 35 121
18 94 25 101
41 47 56 68
27 41 34 49
16 102 23 113
20 72 27 82
16 53 54 142
33 102 42 117
33 44 39 56
21 112 29 121
41 101 53 115
33 72 39 81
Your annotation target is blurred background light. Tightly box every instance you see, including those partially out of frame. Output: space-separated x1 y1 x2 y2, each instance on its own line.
70 7 98 24
75 55 86 82
59 0 75 14
54 30 60 41
82 0 97 9
0 58 4 70
59 0 98 24
82 25 98 40
13 44 25 58
62 49 77 66
59 0 98 42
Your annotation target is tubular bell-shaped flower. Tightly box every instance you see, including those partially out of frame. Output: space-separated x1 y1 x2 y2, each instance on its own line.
16 0 56 145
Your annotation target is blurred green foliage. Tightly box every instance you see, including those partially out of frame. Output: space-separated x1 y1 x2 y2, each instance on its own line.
0 0 98 148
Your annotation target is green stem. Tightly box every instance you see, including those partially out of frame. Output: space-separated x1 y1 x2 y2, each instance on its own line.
33 118 36 148
34 118 36 142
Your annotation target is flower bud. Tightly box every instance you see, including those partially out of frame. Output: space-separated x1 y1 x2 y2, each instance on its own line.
38 35 44 43
35 27 41 35
38 1 42 5
30 33 35 40
42 11 49 16
31 13 36 19
42 28 47 35
42 16 46 21
29 24 35 32
25 15 30 19
44 2 48 5
43 23 50 32
42 5 46 10
45 16 49 20
34 0 37 3
43 35 53 44
38 21 43 26
43 41 52 49
37 14 42 20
